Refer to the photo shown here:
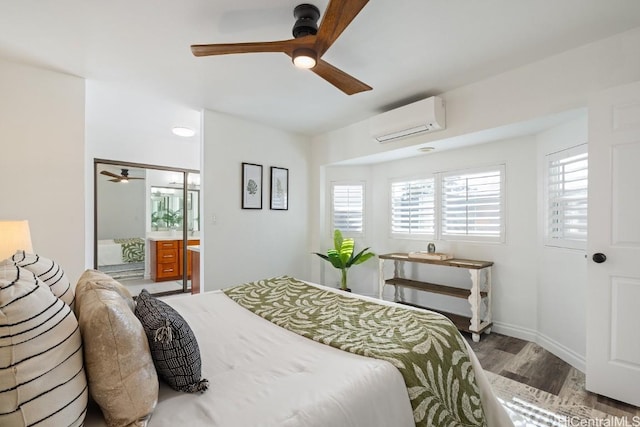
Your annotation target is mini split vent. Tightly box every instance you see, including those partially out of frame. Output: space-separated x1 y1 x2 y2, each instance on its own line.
370 96 446 143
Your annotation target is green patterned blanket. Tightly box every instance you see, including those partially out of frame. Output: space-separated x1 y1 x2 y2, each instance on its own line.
113 238 145 263
223 276 486 427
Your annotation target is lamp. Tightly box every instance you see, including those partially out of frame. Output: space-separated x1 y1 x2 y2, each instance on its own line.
0 220 33 259
292 48 317 69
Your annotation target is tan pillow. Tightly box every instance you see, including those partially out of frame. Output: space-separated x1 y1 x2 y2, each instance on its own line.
0 260 87 426
74 269 135 313
74 269 158 427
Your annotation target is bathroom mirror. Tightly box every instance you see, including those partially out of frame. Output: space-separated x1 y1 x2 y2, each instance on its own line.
150 187 199 233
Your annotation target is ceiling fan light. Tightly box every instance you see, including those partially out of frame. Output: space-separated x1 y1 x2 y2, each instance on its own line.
292 48 317 69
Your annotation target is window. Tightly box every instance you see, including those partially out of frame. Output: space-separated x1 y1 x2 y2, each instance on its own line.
331 183 364 234
390 178 435 237
546 144 588 248
441 166 504 242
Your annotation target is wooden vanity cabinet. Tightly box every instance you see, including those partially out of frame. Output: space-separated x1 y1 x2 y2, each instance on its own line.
150 238 200 282
180 239 200 279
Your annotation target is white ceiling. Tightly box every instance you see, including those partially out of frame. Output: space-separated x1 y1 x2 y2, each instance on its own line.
1 0 639 136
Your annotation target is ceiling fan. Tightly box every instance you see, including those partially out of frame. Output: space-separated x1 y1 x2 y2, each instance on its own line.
191 0 372 95
100 169 144 183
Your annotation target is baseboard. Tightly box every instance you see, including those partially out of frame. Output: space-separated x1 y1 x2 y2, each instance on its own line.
491 321 538 343
492 321 585 372
536 333 586 373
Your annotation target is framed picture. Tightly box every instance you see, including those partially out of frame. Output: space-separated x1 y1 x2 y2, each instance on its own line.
270 167 289 210
242 163 262 209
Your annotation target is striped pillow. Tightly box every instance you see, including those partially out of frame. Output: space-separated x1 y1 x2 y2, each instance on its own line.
11 251 75 308
0 260 87 426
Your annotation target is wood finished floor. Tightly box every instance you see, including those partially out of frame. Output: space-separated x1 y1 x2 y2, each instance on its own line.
463 332 640 419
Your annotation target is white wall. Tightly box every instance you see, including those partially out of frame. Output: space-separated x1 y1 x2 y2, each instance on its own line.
309 28 640 370
85 81 202 267
202 110 311 289
310 27 640 167
536 114 589 370
322 136 539 336
85 81 201 168
0 59 86 282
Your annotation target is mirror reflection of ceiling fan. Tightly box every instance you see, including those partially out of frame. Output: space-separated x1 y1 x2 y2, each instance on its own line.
100 169 144 183
190 0 371 95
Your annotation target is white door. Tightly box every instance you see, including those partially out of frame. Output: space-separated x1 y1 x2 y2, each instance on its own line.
586 80 640 406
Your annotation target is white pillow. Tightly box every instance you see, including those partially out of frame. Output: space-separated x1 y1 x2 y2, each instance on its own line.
0 259 87 426
11 250 75 308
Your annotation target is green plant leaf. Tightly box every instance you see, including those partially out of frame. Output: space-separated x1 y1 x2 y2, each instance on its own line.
315 230 376 280
352 251 376 266
313 252 330 261
327 249 346 269
349 247 375 266
339 238 355 266
333 229 344 252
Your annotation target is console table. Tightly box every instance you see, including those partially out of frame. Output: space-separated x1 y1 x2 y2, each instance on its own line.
378 253 493 342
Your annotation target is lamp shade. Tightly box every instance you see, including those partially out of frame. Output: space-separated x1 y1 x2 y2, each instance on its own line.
0 220 33 259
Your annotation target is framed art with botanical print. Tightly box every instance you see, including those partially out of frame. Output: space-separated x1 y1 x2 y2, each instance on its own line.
270 166 288 210
242 162 262 209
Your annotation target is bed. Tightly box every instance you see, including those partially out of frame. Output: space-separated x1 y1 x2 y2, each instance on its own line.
97 238 145 266
82 276 515 427
97 238 145 279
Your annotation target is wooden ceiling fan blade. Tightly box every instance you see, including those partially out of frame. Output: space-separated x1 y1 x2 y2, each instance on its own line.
108 179 121 182
312 60 371 95
315 0 369 57
100 170 121 179
191 37 314 57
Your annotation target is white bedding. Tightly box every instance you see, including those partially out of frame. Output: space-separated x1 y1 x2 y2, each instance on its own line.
85 286 515 427
97 239 124 266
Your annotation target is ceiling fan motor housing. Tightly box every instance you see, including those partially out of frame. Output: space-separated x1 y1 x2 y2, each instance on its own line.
292 4 320 38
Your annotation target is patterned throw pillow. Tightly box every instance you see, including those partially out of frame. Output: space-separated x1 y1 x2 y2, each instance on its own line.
11 250 75 308
135 289 209 393
0 260 87 426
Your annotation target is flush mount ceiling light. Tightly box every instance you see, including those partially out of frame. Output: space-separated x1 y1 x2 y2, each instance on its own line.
172 126 195 137
419 146 435 153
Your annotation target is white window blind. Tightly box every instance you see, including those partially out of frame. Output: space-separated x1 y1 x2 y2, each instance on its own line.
332 183 364 234
390 178 435 236
546 144 588 247
441 166 504 241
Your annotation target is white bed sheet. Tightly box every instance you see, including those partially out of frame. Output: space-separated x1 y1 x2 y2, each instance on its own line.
96 240 124 266
85 286 515 427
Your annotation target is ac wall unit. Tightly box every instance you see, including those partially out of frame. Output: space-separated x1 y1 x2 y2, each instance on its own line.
370 96 445 143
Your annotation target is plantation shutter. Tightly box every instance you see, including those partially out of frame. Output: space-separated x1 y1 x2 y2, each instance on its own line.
390 178 435 235
441 166 504 241
547 144 588 246
332 183 364 233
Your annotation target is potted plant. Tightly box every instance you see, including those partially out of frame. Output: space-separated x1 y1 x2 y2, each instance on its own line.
314 229 376 291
